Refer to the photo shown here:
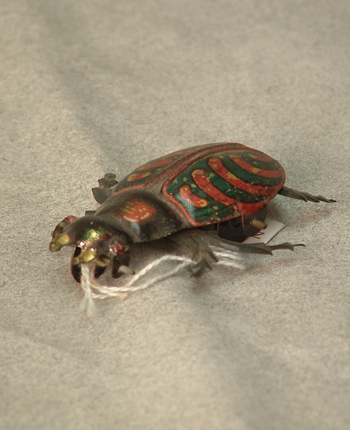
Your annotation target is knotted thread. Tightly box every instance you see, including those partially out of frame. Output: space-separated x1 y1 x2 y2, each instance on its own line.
80 248 244 316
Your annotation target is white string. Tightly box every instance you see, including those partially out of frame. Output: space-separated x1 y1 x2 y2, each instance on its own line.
79 249 245 314
79 264 96 317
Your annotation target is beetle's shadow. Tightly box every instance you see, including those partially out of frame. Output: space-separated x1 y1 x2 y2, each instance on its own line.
96 195 337 297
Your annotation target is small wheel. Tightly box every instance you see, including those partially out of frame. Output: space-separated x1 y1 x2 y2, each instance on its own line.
217 206 267 242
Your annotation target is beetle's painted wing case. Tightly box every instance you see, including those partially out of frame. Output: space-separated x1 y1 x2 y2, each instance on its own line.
113 145 203 191
112 143 286 227
163 146 285 225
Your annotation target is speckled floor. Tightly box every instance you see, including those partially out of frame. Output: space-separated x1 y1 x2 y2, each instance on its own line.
1 1 349 429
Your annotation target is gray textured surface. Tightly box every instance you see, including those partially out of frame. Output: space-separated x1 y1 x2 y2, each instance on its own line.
1 1 349 429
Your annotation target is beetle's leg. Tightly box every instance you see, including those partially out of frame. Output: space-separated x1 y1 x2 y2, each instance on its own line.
92 173 118 204
202 231 304 255
190 237 219 277
218 206 268 242
170 228 303 276
278 186 336 203
169 231 218 277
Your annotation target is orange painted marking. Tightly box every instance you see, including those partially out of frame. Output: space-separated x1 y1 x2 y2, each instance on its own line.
178 184 209 208
136 157 174 171
120 200 155 223
127 171 152 182
236 200 266 216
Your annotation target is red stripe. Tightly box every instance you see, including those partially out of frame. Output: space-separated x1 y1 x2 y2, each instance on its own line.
191 168 269 217
235 200 266 216
127 171 153 182
136 157 174 171
229 154 284 178
207 158 273 197
246 152 274 162
191 168 238 206
178 184 210 208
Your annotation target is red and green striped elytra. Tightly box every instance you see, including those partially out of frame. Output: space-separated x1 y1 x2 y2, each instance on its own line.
50 143 335 281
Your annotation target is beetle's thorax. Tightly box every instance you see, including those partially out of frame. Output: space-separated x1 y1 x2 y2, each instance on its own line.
94 190 186 243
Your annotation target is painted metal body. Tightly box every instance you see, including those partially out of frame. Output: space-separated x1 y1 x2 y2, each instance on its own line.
96 143 285 242
49 142 334 282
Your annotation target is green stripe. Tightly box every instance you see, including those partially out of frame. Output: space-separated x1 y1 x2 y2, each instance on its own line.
222 156 283 187
166 159 263 204
173 188 233 223
208 169 264 203
237 151 281 171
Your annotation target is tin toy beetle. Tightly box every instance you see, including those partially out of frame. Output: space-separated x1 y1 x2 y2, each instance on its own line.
49 142 335 281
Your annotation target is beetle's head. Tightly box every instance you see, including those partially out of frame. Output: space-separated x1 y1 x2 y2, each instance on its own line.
49 215 132 282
